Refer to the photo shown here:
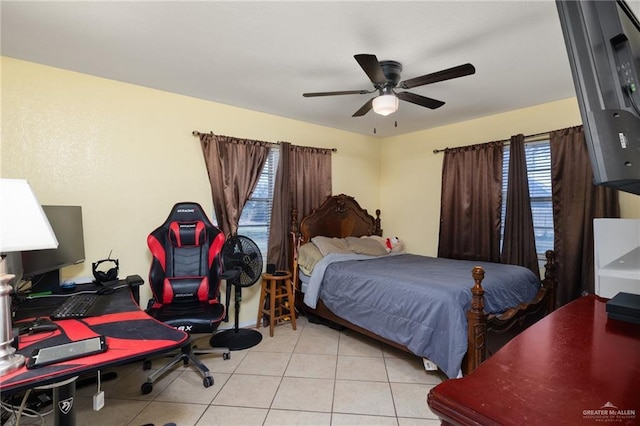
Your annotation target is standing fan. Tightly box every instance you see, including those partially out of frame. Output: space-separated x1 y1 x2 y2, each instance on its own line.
211 235 263 350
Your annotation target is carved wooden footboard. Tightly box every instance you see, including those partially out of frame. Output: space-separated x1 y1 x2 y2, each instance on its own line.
290 194 558 375
464 250 557 374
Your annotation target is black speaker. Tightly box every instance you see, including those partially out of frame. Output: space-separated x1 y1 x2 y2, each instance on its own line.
92 258 119 283
266 263 276 274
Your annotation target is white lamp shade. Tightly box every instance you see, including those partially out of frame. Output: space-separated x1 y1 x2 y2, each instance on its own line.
0 179 58 252
372 95 399 116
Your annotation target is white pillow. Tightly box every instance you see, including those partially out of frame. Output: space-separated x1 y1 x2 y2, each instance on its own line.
298 242 324 275
311 236 350 256
346 236 389 256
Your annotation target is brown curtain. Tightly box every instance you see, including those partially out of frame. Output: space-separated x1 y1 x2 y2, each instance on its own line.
438 142 503 262
266 142 332 269
550 126 620 307
198 133 271 236
501 134 540 279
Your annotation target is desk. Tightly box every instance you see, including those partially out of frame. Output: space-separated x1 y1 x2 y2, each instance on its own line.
1 282 188 425
427 295 640 425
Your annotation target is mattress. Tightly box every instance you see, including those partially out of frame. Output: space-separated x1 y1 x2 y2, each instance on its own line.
303 253 540 378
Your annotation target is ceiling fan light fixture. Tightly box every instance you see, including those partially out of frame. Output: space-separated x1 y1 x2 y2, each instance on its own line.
372 94 398 116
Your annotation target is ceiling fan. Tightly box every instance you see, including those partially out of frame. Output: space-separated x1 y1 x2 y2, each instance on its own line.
303 54 476 117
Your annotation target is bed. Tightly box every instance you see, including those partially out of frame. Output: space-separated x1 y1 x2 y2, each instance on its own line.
289 194 557 378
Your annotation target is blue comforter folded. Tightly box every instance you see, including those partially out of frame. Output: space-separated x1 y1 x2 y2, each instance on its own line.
305 253 540 378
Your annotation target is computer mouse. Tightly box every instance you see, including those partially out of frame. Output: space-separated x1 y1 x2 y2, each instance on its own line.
61 281 76 291
30 322 59 334
18 317 58 335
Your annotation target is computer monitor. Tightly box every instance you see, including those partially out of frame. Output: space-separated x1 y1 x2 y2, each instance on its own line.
556 0 640 195
21 205 85 293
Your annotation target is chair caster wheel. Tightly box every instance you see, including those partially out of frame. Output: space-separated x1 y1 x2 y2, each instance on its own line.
141 382 153 395
223 352 231 360
142 360 152 370
203 376 214 388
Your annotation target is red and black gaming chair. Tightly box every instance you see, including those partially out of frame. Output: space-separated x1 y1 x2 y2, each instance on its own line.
141 202 230 394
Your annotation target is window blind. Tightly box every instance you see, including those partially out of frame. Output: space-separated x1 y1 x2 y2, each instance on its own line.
501 140 553 260
238 147 280 256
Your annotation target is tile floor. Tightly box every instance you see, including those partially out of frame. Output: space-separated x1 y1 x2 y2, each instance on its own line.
17 316 446 425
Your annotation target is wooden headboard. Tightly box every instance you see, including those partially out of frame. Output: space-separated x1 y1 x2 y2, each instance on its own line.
292 194 382 244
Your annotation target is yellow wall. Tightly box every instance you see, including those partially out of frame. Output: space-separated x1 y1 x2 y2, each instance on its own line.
3 57 639 326
621 192 640 218
1 57 380 325
380 98 640 255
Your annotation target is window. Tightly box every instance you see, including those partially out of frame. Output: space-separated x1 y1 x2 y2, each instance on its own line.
237 147 280 256
501 140 553 263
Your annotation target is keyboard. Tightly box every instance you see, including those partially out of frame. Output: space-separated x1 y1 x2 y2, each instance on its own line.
50 293 109 320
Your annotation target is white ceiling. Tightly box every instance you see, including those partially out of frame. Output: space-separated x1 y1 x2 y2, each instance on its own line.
0 0 629 138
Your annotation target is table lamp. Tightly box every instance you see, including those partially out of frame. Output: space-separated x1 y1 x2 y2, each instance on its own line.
0 179 58 375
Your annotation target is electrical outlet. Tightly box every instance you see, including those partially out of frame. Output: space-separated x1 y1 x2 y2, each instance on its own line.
93 391 105 411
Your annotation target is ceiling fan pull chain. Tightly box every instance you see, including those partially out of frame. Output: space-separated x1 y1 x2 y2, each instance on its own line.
373 111 378 134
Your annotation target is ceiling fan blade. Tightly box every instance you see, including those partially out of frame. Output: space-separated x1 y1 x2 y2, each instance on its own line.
354 54 387 85
399 63 476 89
303 90 371 97
352 98 374 117
397 92 445 109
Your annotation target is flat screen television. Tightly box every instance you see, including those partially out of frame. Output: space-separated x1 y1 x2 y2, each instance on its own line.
556 0 640 195
21 205 85 292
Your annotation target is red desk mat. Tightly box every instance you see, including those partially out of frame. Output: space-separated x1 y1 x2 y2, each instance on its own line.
1 310 188 392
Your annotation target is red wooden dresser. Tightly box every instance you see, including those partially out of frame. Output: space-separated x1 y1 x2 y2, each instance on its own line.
427 294 640 425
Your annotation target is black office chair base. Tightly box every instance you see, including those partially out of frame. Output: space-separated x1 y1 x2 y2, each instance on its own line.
211 328 262 351
141 343 230 395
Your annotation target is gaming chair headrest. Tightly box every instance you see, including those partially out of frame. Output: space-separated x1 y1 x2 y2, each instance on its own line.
161 202 215 248
164 202 213 226
169 221 206 248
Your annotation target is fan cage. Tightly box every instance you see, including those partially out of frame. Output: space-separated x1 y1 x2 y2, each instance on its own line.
222 235 263 287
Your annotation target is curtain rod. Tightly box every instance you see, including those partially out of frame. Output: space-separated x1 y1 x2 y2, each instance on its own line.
192 130 337 152
432 130 551 154
276 141 337 152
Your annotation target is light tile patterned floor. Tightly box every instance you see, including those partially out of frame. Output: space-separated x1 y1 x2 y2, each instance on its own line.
14 316 446 425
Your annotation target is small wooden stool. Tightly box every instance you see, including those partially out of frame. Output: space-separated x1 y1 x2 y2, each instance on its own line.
257 271 296 337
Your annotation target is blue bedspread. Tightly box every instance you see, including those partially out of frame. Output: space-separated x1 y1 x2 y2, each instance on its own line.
305 253 540 378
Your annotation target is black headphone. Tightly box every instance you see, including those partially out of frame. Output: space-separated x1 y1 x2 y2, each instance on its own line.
92 257 119 283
